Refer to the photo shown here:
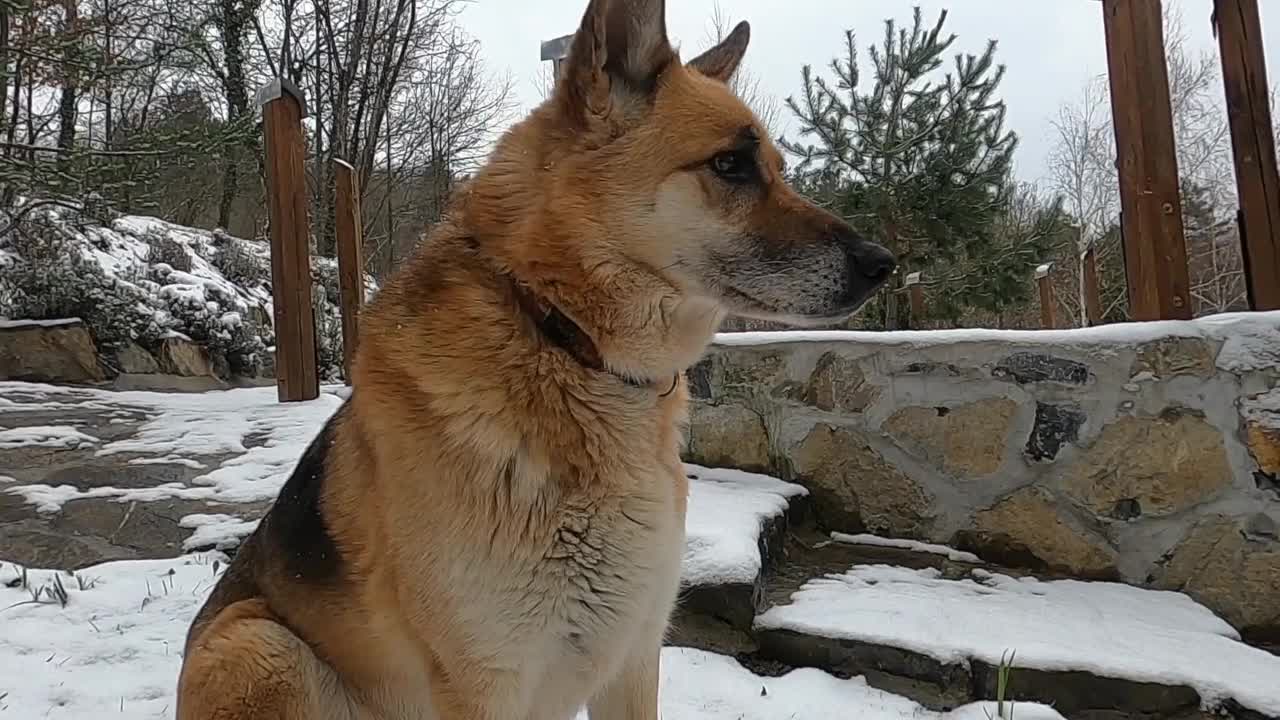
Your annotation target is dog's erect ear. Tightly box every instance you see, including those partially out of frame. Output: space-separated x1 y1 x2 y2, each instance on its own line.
687 20 750 84
561 0 675 120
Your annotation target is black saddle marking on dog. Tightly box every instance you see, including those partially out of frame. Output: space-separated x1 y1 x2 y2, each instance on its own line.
261 401 347 584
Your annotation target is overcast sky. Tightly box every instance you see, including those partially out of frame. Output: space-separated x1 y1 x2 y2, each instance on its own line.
459 0 1280 184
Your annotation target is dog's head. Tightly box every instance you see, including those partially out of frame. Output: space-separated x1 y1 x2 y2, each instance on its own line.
531 0 895 326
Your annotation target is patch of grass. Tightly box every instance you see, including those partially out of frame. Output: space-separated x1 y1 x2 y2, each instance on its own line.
985 649 1018 720
2 572 70 612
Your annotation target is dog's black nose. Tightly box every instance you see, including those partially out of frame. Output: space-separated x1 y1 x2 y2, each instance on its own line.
850 241 896 281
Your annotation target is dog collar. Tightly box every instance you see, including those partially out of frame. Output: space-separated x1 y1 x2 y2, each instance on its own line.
508 278 679 396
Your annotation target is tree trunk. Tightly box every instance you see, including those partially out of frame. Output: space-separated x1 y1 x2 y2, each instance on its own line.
882 219 901 330
217 0 250 230
55 0 79 160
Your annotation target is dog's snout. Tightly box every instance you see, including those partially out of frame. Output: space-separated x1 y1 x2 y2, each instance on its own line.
851 241 896 281
829 224 896 283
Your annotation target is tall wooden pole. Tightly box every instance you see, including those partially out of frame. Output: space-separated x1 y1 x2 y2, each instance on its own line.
257 78 319 402
1037 263 1058 329
903 272 925 329
1214 0 1280 310
1082 246 1104 326
1101 0 1193 321
334 159 365 385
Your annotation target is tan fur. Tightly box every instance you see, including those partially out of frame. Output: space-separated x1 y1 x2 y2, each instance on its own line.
176 1 892 718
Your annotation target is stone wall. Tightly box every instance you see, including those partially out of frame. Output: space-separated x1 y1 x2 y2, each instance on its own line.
683 312 1280 643
0 318 272 391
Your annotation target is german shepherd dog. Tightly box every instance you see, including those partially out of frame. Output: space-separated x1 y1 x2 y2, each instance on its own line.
175 0 894 717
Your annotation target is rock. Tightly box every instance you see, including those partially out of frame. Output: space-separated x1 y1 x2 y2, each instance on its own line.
970 660 1202 718
1247 423 1280 477
964 485 1119 579
897 361 962 377
685 401 771 472
687 358 714 399
883 398 1018 477
0 318 104 383
756 629 975 710
157 337 216 377
1131 337 1216 379
804 352 878 413
1243 389 1280 477
1153 515 1280 643
1063 409 1231 518
790 423 934 535
718 351 788 404
112 373 228 392
1025 402 1085 462
113 341 159 374
992 352 1089 385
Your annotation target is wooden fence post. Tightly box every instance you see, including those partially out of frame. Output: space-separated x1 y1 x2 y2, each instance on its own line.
904 272 925 329
1082 246 1104 326
257 78 319 402
1101 0 1193 320
334 159 365 385
1214 0 1280 310
1037 263 1057 329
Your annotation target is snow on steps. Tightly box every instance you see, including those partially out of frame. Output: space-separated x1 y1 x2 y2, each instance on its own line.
0 554 1067 720
754 557 1280 719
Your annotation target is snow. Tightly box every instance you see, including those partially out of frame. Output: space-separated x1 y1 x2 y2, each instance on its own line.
755 565 1280 716
0 318 84 329
0 555 1064 720
0 425 99 449
830 532 982 563
0 383 342 545
683 464 807 586
178 514 258 551
713 311 1280 374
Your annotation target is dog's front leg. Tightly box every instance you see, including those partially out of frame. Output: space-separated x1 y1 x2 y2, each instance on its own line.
585 642 660 720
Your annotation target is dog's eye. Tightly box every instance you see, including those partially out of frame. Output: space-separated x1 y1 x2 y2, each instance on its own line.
709 149 754 183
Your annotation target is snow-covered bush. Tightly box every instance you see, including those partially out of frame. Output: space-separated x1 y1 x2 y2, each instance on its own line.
214 238 267 286
145 230 193 272
313 284 345 380
3 200 374 382
0 215 162 348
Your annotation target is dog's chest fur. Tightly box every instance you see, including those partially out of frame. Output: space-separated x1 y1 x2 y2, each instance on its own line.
356 384 690 714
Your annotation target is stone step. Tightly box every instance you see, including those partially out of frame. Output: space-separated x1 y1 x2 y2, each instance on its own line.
751 558 1280 720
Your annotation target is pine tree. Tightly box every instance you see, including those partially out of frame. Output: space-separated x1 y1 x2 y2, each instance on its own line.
782 7 1024 329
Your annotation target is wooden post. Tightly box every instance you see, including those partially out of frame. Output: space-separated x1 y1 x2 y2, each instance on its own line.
1101 0 1193 320
334 159 365 385
257 78 319 402
904 271 925 328
1082 246 1104 326
1214 0 1280 310
1037 263 1057 329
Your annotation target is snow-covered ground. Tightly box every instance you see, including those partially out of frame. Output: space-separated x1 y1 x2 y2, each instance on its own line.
0 382 807 592
0 554 1064 720
756 565 1280 716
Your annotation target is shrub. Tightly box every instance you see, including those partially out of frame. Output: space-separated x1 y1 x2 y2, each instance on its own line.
0 215 160 348
313 284 344 381
214 239 267 286
145 230 193 273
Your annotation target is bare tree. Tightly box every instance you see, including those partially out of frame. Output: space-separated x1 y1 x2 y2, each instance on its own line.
703 2 781 137
1045 4 1241 322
